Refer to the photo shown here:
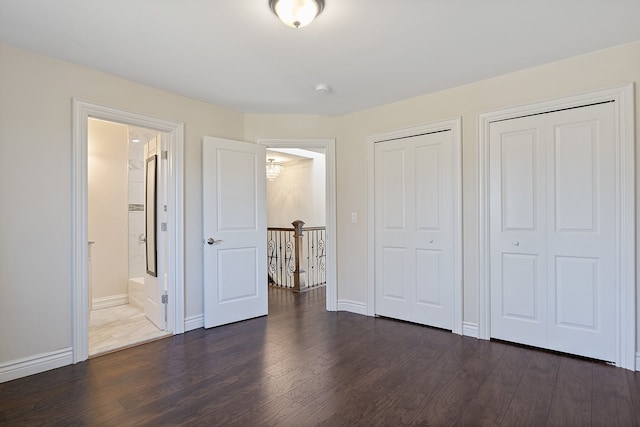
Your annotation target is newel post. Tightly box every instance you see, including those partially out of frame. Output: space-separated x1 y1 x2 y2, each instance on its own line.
292 220 305 292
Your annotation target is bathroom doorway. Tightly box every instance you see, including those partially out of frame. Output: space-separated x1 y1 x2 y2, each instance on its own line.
72 99 185 363
87 119 170 356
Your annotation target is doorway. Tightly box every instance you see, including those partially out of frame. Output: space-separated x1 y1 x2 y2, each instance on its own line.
72 99 185 363
87 119 170 355
258 138 337 311
265 147 326 291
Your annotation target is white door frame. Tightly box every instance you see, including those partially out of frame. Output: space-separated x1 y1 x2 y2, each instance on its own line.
477 84 635 369
257 138 337 312
366 118 463 335
72 98 185 363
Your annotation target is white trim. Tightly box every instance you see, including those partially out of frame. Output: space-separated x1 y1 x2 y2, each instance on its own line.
185 315 204 331
91 294 128 310
257 138 338 312
366 118 464 335
463 322 479 338
635 353 640 372
337 299 368 315
72 98 185 364
0 348 73 384
477 84 635 370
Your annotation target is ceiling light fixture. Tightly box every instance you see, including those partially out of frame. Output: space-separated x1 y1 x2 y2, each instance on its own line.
266 159 283 181
269 0 325 28
315 83 331 94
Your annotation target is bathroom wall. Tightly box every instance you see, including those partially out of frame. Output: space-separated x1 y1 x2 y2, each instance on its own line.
128 137 145 279
87 119 129 307
127 127 160 279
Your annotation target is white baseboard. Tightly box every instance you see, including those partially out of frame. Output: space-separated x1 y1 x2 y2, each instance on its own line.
635 353 640 371
463 321 479 338
92 294 128 310
185 314 204 331
337 299 368 316
0 348 73 384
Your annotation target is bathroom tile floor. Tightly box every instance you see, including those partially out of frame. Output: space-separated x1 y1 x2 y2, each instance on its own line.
89 304 171 356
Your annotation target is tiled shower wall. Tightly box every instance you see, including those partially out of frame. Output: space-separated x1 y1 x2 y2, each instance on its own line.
128 127 160 279
128 140 145 279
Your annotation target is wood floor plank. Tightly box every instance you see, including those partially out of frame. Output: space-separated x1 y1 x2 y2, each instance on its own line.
412 352 499 425
499 350 562 426
546 357 593 427
1 287 638 426
627 370 640 425
591 363 636 426
455 343 532 426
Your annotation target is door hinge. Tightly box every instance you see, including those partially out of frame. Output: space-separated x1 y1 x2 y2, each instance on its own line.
162 293 168 304
161 150 168 160
161 222 167 231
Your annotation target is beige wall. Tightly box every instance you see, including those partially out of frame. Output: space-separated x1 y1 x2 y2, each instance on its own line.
246 41 640 329
1 40 639 371
267 158 326 228
0 43 244 363
88 119 129 302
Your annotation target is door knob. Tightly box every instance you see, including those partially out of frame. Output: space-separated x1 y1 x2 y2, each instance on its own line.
206 238 221 245
428 238 434 244
513 240 520 246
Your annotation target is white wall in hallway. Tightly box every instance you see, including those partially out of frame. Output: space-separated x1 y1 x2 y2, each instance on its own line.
267 157 326 228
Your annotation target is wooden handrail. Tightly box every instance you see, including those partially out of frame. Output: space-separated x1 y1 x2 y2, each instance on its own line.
267 226 325 232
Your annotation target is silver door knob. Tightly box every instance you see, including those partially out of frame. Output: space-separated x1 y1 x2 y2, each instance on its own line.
206 238 222 245
513 240 520 246
428 238 434 244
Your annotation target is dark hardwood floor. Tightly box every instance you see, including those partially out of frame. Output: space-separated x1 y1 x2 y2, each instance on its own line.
2 287 640 426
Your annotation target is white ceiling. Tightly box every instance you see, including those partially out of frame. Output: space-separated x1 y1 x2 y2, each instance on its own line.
1 1 639 115
267 147 324 163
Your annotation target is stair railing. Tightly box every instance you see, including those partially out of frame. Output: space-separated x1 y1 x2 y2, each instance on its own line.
267 220 326 292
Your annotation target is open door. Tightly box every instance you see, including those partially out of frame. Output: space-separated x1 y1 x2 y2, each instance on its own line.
203 136 267 328
144 135 166 330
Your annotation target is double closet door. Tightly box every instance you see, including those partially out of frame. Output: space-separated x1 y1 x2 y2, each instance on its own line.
489 102 617 362
374 130 455 330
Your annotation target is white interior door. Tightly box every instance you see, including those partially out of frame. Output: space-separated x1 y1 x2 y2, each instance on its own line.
144 136 166 330
489 102 617 362
203 136 267 328
374 131 455 329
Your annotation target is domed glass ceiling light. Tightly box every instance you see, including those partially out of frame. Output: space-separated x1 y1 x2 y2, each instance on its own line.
266 159 283 181
269 0 325 28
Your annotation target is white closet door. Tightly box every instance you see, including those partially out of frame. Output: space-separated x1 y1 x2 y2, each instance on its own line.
374 131 454 329
490 102 617 362
489 115 547 347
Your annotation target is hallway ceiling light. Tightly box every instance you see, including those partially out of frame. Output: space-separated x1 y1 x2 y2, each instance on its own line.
266 159 283 181
269 0 324 28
